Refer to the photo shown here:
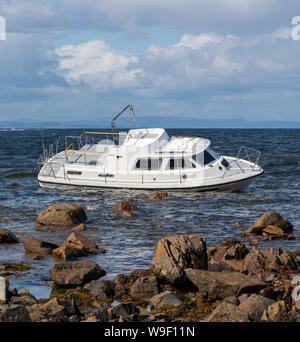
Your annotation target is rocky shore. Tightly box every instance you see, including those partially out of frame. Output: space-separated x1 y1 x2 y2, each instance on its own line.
0 192 299 322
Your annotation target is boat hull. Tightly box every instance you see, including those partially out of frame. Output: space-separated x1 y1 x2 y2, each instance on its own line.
38 171 263 192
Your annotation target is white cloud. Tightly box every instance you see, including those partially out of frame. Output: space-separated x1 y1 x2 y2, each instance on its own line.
55 40 142 89
56 30 300 93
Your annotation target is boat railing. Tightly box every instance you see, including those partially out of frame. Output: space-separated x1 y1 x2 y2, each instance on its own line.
38 131 127 169
221 146 261 179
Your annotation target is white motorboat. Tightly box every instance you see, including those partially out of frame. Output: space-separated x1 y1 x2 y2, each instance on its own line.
38 105 264 192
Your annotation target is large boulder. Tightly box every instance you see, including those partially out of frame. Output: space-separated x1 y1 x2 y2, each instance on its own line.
243 211 293 237
36 204 87 226
23 238 58 255
0 229 19 244
185 269 266 298
151 235 207 286
49 260 106 287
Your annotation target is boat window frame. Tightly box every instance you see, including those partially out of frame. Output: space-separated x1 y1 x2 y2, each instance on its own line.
134 157 162 171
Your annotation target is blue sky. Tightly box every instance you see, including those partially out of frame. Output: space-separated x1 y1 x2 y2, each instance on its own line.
0 0 300 123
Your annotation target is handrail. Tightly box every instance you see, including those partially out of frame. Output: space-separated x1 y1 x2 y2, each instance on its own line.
64 143 73 152
78 131 128 138
65 149 113 156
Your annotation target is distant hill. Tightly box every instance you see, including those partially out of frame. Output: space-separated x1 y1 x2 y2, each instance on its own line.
0 116 300 129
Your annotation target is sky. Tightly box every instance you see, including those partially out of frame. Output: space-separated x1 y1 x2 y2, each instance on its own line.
0 0 300 123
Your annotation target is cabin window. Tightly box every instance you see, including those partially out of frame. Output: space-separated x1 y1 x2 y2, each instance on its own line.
204 150 215 165
135 158 162 170
192 151 215 166
67 171 82 175
167 158 196 169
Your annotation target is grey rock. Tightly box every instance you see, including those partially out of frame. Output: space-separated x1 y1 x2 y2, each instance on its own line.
49 260 106 287
150 291 183 310
185 268 266 298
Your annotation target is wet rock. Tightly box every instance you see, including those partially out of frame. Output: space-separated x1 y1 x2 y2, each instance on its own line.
32 255 44 260
205 302 249 322
61 232 105 255
238 294 275 321
52 245 83 260
148 191 168 200
108 303 138 320
67 223 86 232
112 200 138 211
130 276 159 302
150 291 184 311
23 238 58 255
263 225 285 236
83 280 112 301
151 235 207 286
36 204 87 227
0 262 35 273
49 260 106 287
0 304 31 322
261 300 290 322
243 211 293 237
115 210 136 218
0 229 19 244
185 268 266 298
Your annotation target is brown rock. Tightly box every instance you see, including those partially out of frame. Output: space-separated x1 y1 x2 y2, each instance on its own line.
61 232 104 255
242 247 265 275
263 225 284 235
243 211 293 236
112 200 138 211
244 211 282 235
233 221 242 227
212 240 249 262
148 191 168 200
0 229 19 244
36 204 87 227
67 223 86 232
261 300 290 322
52 245 85 260
238 294 275 321
185 268 267 298
151 235 207 286
22 238 58 255
49 260 106 287
115 209 136 218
